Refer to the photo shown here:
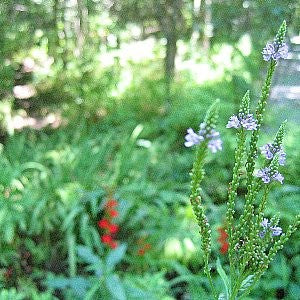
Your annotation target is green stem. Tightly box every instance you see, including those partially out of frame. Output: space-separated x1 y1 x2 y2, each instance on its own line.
238 60 277 235
227 130 246 278
204 256 218 300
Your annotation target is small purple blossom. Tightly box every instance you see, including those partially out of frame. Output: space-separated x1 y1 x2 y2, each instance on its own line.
259 231 266 238
259 218 270 238
184 128 203 147
208 138 222 153
261 218 270 228
272 172 284 184
255 167 284 184
226 115 240 129
259 218 283 238
262 41 288 61
271 226 282 236
226 113 257 131
278 150 286 166
184 123 222 153
260 143 286 165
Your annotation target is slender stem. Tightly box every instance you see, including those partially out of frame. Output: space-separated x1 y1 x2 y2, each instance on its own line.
204 256 218 300
189 143 216 298
227 130 246 280
237 60 276 235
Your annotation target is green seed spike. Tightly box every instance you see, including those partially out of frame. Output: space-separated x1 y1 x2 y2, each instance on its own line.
239 90 250 115
204 99 220 129
269 154 279 171
273 120 287 149
274 20 287 46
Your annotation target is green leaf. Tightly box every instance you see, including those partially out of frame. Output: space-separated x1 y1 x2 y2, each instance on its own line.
77 245 103 276
218 293 225 300
4 224 14 243
105 274 126 300
77 245 101 265
46 277 70 289
216 258 230 300
106 244 127 272
69 277 90 298
238 275 254 294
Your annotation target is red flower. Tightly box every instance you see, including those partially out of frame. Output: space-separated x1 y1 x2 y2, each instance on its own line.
108 210 119 218
4 267 13 279
217 227 228 242
109 240 118 249
106 199 118 208
108 223 119 234
144 243 151 250
101 234 113 244
137 248 145 256
217 227 229 254
98 218 110 229
220 242 229 254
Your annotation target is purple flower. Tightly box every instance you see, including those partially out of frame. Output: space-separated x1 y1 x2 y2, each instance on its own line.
259 218 283 238
278 149 286 166
262 41 288 61
255 167 284 184
256 168 271 184
271 226 282 236
259 231 265 238
259 218 270 238
226 113 257 131
261 218 270 228
260 143 286 165
208 138 222 153
184 128 203 147
184 123 222 153
272 171 284 184
226 115 240 129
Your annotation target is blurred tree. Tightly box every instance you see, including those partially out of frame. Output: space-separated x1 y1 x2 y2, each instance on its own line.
211 0 297 48
109 0 187 102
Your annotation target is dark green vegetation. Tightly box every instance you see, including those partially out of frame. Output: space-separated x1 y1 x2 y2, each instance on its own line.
0 1 299 299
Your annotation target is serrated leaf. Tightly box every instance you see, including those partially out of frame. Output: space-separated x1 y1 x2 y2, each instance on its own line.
106 274 126 300
216 258 230 300
106 244 127 272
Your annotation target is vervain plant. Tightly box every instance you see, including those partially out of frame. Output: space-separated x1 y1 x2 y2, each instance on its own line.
185 21 299 300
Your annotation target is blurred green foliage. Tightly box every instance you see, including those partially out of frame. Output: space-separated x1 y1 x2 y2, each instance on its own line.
0 0 299 299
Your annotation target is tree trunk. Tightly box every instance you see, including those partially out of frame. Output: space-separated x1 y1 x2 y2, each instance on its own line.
165 32 177 101
49 0 60 58
156 0 182 104
74 0 87 57
191 0 202 48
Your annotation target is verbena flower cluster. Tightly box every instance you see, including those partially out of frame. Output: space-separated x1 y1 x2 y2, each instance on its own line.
262 41 288 61
255 167 284 184
260 143 286 165
226 113 258 131
184 122 222 153
185 21 300 300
